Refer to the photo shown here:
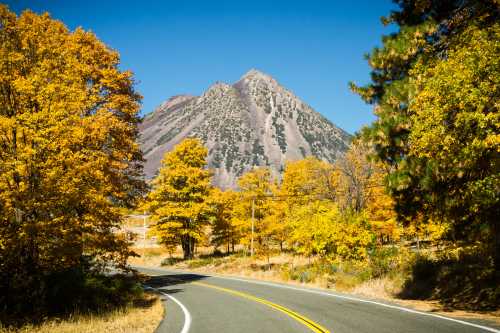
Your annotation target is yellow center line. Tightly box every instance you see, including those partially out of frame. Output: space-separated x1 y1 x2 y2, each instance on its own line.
192 281 330 333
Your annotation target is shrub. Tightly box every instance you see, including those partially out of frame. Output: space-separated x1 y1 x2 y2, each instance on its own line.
0 262 143 326
399 246 499 310
161 257 183 266
368 246 403 279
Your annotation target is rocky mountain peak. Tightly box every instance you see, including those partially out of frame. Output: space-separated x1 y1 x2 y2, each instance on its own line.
238 68 277 88
139 70 352 189
241 68 272 80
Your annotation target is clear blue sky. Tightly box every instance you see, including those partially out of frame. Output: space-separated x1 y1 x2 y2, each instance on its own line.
7 0 397 134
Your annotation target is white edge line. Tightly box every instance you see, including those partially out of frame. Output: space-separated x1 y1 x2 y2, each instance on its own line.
210 274 500 333
139 266 499 333
163 292 191 333
145 285 191 333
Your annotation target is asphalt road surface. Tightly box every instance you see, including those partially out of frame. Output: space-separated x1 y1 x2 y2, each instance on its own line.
137 266 499 333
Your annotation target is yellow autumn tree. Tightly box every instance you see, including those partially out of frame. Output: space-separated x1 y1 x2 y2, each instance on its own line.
289 201 373 261
145 138 211 259
335 140 403 244
335 140 378 212
288 201 339 259
208 188 240 253
280 157 339 252
264 198 288 252
364 165 401 245
237 167 276 257
281 157 337 205
401 214 449 250
0 6 145 316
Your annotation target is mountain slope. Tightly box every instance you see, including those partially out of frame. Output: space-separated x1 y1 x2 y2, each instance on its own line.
139 69 352 189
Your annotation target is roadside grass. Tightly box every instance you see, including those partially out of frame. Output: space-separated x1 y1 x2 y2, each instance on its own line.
128 246 173 267
129 245 499 320
129 246 408 294
0 293 163 333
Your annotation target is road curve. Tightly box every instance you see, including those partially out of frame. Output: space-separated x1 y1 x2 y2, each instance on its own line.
138 266 499 333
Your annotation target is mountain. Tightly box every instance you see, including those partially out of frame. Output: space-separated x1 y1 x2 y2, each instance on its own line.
139 69 352 189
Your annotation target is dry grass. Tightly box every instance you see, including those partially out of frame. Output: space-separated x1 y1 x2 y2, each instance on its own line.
129 246 172 267
351 278 500 324
129 247 500 325
0 293 164 333
352 276 403 299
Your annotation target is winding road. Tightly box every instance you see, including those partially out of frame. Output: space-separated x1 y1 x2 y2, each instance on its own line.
138 266 499 333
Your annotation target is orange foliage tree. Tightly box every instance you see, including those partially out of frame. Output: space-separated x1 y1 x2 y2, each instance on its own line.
0 6 145 315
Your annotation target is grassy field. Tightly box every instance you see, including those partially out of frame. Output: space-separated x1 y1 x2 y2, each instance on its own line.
0 293 163 333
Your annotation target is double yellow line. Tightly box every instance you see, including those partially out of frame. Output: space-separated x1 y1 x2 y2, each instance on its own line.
193 282 330 333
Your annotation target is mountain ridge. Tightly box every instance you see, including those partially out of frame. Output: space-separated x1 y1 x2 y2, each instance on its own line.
139 69 352 189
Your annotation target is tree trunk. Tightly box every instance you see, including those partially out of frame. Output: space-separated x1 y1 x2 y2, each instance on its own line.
181 235 193 260
492 218 500 272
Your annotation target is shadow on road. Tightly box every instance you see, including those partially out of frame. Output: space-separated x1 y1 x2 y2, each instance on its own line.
145 273 208 289
156 288 184 296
